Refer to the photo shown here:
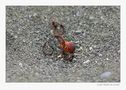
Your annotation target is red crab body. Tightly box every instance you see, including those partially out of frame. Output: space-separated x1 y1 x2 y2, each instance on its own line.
61 41 75 54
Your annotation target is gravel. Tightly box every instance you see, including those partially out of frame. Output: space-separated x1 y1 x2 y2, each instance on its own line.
6 6 120 82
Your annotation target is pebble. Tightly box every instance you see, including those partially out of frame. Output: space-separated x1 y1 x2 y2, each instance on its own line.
79 22 82 25
76 11 80 16
29 15 32 18
83 60 90 64
35 72 39 76
57 54 62 58
17 31 20 34
14 35 18 39
77 46 83 51
93 45 97 48
35 38 39 41
89 16 94 20
89 47 93 50
75 41 79 44
50 30 53 35
19 62 23 68
106 58 109 60
74 30 82 35
11 33 14 35
33 13 37 17
95 60 98 63
36 31 40 33
23 39 26 42
99 53 102 56
100 71 112 79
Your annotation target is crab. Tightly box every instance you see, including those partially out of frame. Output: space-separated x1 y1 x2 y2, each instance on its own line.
51 19 75 61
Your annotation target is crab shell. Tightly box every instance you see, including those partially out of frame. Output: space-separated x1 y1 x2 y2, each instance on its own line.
60 41 75 53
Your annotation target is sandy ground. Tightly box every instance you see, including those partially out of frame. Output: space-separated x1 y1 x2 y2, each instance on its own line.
6 6 120 82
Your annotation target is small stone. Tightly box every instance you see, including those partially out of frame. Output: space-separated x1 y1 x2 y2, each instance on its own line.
57 26 60 30
33 13 37 17
99 53 102 56
82 32 86 36
79 22 82 25
72 58 76 61
106 58 109 60
23 39 26 42
57 54 62 58
100 71 112 79
89 47 92 50
76 11 80 16
83 60 90 64
100 16 104 20
29 15 32 18
93 45 97 48
17 31 20 34
18 28 21 31
11 33 14 35
35 72 39 76
74 30 82 35
36 38 39 41
29 41 32 44
50 30 53 35
14 35 18 38
95 60 98 63
77 46 83 51
89 16 94 19
19 62 23 67
75 41 79 44
36 31 40 33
